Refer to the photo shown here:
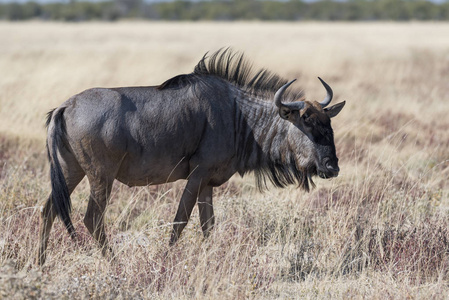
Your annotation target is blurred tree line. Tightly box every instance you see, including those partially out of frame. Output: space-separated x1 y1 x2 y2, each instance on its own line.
1 0 449 21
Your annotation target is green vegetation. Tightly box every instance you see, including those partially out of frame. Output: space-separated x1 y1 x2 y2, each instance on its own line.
1 0 449 21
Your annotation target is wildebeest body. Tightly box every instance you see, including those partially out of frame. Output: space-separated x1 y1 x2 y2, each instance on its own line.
64 80 246 187
38 49 345 265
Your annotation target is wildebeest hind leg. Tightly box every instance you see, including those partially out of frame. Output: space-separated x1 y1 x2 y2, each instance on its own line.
38 168 85 266
84 176 114 258
198 185 214 238
38 196 58 266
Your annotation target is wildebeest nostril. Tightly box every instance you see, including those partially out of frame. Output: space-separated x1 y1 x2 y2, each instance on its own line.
326 163 339 173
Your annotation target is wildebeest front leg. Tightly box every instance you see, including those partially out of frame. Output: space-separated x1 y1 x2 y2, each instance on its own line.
169 178 206 245
198 185 214 238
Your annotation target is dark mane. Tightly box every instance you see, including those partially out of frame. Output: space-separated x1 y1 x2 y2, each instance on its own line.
253 158 316 192
158 48 304 101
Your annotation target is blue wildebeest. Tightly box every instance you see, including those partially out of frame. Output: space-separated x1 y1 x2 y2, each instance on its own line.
38 49 345 265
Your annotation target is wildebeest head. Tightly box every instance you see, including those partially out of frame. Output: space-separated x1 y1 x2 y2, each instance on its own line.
275 78 345 179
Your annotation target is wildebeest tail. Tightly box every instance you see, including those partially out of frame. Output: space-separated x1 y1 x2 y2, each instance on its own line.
46 107 76 238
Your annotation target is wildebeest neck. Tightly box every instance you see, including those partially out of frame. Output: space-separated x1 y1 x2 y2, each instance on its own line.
235 92 313 191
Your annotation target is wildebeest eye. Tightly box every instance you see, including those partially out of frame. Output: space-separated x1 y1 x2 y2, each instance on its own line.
304 116 312 125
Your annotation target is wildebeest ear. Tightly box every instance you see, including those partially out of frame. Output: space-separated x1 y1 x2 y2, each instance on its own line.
279 106 292 120
325 101 345 118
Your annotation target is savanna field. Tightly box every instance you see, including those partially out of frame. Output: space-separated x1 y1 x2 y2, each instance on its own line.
1 22 449 298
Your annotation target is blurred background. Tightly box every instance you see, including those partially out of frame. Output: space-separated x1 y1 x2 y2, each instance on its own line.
1 0 449 21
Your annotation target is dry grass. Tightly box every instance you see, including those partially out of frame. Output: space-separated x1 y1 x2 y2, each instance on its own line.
1 21 449 299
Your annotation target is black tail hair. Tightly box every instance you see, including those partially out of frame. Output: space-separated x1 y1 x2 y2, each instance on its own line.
46 108 76 238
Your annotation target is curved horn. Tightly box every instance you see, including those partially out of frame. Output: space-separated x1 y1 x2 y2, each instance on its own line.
318 77 333 108
274 79 296 108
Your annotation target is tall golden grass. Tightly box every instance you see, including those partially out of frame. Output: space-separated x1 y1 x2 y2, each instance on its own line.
1 21 449 298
